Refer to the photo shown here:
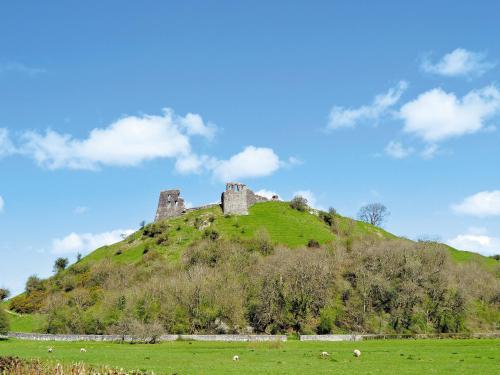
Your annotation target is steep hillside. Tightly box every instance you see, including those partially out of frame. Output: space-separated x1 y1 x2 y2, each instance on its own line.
81 201 394 265
6 201 499 335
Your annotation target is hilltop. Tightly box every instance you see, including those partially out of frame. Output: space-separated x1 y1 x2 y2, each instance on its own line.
6 200 499 336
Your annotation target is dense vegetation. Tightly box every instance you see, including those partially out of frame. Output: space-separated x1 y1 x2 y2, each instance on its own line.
7 202 499 337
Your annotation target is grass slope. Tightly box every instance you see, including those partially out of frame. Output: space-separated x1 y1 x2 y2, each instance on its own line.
78 201 395 266
0 338 498 374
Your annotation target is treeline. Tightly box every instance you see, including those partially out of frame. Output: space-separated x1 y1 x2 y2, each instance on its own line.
9 233 499 338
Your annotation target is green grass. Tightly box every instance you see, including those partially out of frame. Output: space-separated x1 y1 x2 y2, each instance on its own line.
445 245 499 269
4 311 45 333
0 338 498 374
75 201 398 266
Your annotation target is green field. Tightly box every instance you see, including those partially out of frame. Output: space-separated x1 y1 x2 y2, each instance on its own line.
0 339 498 374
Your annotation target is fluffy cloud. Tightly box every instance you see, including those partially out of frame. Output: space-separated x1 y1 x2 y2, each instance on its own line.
447 228 500 256
327 81 408 130
212 146 281 181
421 48 494 77
3 108 289 181
400 86 500 142
0 128 16 157
452 190 500 217
51 229 135 255
20 108 214 170
0 195 4 212
384 141 413 159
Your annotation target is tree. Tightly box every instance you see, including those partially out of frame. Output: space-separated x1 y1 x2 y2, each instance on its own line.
53 257 69 273
357 203 389 226
76 253 82 262
140 220 146 229
290 196 308 212
0 308 9 335
0 288 10 301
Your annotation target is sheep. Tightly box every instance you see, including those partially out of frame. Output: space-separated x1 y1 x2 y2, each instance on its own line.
232 355 240 361
353 349 361 357
48 347 53 353
80 348 87 353
320 351 330 358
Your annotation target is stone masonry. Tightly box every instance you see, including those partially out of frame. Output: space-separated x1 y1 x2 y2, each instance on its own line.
154 183 268 221
221 182 267 215
155 189 185 221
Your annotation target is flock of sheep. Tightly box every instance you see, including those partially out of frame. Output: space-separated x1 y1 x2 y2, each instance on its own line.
48 347 362 361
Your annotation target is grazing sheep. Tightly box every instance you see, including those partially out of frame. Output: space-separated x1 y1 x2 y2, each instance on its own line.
80 348 87 353
48 347 53 353
232 355 240 361
320 351 330 358
353 349 361 357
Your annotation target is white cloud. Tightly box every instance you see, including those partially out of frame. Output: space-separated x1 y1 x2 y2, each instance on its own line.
447 229 500 256
452 190 500 217
0 195 4 212
74 206 89 215
421 48 494 77
179 113 216 139
0 128 16 157
327 81 408 130
19 108 214 170
212 146 281 181
174 153 217 174
384 141 413 159
255 189 280 200
420 144 439 160
51 229 135 255
400 86 500 142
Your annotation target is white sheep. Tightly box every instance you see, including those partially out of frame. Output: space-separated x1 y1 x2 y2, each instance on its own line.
320 351 330 358
353 349 361 357
48 347 53 353
80 348 87 353
232 355 240 361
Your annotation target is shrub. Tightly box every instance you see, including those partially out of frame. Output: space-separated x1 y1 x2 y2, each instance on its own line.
307 239 320 248
53 257 69 273
290 196 308 212
0 308 9 334
203 229 219 241
156 233 169 245
0 288 10 301
142 222 168 238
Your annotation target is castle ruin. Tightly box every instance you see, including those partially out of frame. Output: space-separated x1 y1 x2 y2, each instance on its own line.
155 189 186 221
154 183 269 221
220 182 267 215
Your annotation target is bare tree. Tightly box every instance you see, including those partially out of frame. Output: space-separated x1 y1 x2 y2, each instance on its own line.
357 203 389 226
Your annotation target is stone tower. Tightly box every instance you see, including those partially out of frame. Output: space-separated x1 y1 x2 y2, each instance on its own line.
155 189 186 221
221 182 267 215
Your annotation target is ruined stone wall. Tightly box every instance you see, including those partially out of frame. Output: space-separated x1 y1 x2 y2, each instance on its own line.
221 183 268 215
155 189 185 221
221 183 249 215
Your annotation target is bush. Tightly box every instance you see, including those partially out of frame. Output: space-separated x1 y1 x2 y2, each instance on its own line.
203 229 219 241
290 196 308 212
307 239 320 248
0 308 9 334
0 288 10 301
142 222 168 238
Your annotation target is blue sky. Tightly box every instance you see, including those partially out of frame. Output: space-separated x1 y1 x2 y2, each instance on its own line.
1 1 500 294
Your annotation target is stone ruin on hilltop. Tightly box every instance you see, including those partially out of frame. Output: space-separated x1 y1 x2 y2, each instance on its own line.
155 183 278 221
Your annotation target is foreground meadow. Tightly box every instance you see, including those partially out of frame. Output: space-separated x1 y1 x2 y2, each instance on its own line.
0 338 498 374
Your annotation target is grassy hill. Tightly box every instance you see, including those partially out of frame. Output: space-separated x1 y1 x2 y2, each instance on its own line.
79 201 493 268
6 201 498 334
